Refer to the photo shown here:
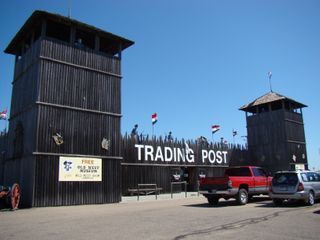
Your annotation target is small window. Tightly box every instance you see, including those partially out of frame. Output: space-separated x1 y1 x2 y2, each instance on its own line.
306 172 319 182
75 29 95 49
46 20 70 43
226 167 251 177
301 173 308 182
100 36 118 56
252 168 267 177
273 173 298 186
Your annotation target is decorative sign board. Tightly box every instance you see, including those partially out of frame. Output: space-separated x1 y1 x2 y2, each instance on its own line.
59 156 102 181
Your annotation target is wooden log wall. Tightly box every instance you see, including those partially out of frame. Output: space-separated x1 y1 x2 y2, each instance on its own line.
247 109 308 173
121 134 248 194
4 41 40 207
38 38 121 113
31 37 122 206
5 36 123 207
0 132 8 183
33 155 121 207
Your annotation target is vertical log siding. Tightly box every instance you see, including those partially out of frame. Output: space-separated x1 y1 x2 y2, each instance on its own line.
121 135 248 194
33 155 121 207
6 36 124 207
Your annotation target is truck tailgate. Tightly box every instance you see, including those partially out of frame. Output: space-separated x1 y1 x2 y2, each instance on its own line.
199 176 230 191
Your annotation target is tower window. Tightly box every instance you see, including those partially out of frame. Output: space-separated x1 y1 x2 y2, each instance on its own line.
75 29 95 49
46 20 71 43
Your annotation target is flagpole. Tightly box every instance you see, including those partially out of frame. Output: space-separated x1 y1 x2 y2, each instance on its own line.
268 71 273 92
269 78 272 92
232 129 235 145
6 109 9 133
6 118 9 133
151 113 157 138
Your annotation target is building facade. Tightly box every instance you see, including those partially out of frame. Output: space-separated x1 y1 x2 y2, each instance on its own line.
1 11 310 208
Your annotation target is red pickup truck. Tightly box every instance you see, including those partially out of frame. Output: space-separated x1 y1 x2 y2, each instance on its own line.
199 166 272 205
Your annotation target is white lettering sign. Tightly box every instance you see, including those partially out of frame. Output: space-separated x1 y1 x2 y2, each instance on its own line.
135 144 228 165
201 150 228 164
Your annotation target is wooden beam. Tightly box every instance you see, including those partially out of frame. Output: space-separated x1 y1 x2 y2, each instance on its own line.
33 152 123 160
39 56 122 79
36 101 122 117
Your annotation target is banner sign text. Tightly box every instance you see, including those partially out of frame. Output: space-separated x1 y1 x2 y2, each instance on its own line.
135 144 228 165
59 156 102 181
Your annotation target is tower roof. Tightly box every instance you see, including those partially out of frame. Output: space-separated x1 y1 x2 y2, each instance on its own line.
5 10 134 55
239 91 307 113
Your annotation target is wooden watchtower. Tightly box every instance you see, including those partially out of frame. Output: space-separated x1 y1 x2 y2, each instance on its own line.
240 91 308 173
4 10 133 207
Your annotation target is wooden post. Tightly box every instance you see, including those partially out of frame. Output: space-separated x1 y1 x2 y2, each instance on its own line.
95 35 100 51
41 19 47 37
70 27 76 45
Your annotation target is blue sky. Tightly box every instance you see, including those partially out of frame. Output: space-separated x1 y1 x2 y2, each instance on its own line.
1 0 319 170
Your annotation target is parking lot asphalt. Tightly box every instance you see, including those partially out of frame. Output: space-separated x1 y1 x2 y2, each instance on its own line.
1 193 320 240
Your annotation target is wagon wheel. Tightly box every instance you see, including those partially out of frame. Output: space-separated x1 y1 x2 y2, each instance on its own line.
10 183 21 210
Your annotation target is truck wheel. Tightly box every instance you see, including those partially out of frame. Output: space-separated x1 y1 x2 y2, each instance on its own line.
237 189 248 205
208 197 219 206
10 183 21 210
306 191 315 206
273 199 283 206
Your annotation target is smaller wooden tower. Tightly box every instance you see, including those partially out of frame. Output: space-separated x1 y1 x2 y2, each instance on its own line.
240 92 308 173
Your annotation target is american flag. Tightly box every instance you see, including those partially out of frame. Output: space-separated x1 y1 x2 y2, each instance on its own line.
211 125 220 134
152 113 158 125
0 109 8 120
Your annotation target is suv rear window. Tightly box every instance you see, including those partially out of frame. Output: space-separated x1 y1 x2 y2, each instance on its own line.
225 168 251 177
273 173 298 186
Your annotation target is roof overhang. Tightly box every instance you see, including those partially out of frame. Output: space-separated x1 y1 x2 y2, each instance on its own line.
5 10 134 55
239 92 307 113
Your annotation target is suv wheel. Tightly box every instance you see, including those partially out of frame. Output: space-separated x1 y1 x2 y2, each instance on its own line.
237 188 248 205
306 191 315 206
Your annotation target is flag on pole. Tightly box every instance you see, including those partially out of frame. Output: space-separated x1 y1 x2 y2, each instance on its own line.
211 125 220 134
152 113 158 125
0 109 8 120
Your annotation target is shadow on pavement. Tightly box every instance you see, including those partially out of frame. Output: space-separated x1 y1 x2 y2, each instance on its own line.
183 196 272 208
255 199 320 208
314 209 320 215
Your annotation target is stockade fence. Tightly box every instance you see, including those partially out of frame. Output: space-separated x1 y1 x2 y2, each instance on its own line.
121 134 249 195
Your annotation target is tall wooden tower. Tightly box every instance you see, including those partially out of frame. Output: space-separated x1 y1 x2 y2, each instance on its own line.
240 92 308 173
4 11 133 207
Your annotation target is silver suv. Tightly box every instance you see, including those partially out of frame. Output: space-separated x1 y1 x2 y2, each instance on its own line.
269 170 320 206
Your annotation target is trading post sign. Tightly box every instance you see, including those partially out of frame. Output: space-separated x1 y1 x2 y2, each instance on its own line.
59 156 102 181
134 144 229 166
